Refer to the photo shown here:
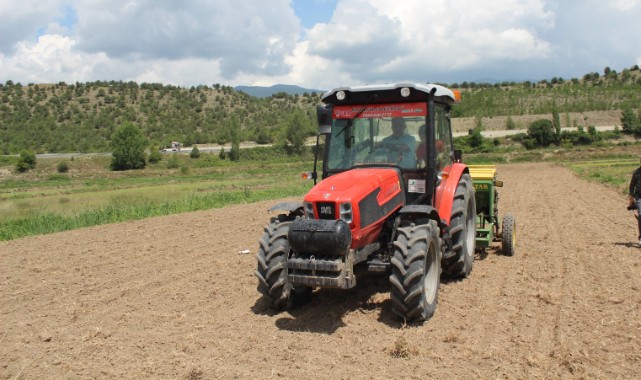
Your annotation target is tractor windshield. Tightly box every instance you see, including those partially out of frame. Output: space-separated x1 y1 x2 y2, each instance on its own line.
325 115 425 171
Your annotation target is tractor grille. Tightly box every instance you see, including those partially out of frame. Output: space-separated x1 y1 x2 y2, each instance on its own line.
316 202 335 220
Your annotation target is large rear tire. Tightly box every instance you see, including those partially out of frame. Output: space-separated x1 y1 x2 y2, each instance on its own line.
256 215 311 309
389 220 441 323
501 214 516 256
443 173 476 277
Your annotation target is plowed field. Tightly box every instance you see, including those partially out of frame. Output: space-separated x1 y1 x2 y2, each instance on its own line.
2 162 641 379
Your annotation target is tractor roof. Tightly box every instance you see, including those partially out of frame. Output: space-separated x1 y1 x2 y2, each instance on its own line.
321 83 459 105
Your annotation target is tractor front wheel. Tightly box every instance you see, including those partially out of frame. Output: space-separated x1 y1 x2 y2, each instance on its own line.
389 220 441 323
501 214 516 256
443 173 476 277
256 215 311 309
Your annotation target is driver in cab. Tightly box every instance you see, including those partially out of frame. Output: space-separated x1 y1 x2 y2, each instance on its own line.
378 117 417 168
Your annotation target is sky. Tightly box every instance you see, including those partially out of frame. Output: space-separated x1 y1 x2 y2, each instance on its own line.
1 0 640 91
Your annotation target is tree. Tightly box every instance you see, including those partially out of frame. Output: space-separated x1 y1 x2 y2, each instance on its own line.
190 146 200 158
110 123 147 170
527 119 556 147
284 109 310 155
229 117 241 161
621 107 639 134
15 149 37 172
552 108 561 142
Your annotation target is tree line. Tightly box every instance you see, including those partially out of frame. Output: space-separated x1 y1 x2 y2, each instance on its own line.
1 64 640 155
0 80 319 154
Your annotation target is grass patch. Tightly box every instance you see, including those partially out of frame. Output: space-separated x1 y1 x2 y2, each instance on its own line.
0 149 316 240
565 160 639 193
2 143 638 241
564 158 637 192
0 181 310 241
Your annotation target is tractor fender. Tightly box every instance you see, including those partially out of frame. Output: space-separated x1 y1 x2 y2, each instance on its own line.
398 204 440 223
269 201 304 216
434 163 469 225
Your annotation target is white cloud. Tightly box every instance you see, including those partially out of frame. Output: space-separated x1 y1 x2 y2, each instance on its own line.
0 32 230 86
1 0 641 89
129 58 223 87
302 0 554 84
0 0 66 53
610 0 640 11
1 34 108 84
234 40 354 90
307 0 409 63
72 0 300 78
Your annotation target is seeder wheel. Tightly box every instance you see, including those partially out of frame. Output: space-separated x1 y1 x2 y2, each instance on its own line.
501 214 516 256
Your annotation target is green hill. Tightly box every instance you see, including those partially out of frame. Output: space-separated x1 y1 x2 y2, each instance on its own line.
451 66 641 118
0 81 320 154
1 65 640 154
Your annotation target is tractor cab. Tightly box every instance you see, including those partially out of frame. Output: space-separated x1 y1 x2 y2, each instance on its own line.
314 83 461 205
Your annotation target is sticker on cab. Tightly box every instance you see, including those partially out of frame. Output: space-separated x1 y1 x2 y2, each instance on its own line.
408 179 426 193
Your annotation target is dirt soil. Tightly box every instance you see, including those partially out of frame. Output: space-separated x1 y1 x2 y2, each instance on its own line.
2 162 641 379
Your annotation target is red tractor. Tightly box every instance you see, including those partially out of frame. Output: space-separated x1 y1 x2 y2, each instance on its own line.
256 83 476 322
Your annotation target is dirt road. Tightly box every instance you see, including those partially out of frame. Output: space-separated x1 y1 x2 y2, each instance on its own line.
2 163 640 379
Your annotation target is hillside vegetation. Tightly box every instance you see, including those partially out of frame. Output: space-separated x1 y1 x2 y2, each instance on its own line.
451 65 641 117
1 65 640 154
0 82 320 154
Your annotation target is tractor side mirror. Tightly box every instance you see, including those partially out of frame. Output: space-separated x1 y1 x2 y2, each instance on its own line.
453 149 463 162
317 105 333 134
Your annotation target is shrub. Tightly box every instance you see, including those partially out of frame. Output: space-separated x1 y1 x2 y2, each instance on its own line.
468 127 483 148
190 146 200 158
453 133 495 154
218 147 226 160
15 149 37 173
506 116 516 130
522 138 537 150
527 119 555 147
148 148 162 163
557 130 600 146
167 154 180 169
57 161 69 173
256 128 273 144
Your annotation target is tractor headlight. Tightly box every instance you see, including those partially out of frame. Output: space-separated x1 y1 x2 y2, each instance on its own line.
339 202 352 224
336 90 346 101
400 87 410 97
304 202 314 219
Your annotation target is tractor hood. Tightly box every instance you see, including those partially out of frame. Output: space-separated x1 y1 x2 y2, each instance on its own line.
304 167 405 231
306 168 401 204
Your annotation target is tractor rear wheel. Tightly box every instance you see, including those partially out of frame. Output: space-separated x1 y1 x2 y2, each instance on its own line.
256 215 311 309
389 220 441 322
501 214 516 256
443 173 476 277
